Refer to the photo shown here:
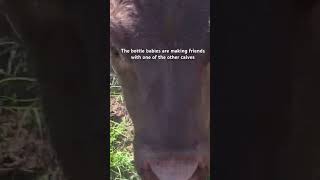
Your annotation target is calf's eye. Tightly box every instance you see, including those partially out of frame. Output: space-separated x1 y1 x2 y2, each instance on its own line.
110 46 120 57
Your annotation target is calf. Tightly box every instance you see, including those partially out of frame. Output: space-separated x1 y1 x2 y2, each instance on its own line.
110 0 210 179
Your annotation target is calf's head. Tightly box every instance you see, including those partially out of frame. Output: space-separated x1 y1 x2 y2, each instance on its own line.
110 0 210 179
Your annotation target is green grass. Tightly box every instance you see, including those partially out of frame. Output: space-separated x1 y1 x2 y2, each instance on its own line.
110 118 138 180
110 73 140 180
0 36 63 180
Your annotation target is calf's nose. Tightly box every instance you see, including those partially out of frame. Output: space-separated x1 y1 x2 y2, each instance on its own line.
148 158 199 180
139 148 209 180
136 141 210 180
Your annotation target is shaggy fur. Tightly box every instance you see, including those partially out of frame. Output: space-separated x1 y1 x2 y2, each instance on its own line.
110 0 138 34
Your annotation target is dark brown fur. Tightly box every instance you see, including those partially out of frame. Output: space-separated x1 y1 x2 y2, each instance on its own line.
110 0 210 179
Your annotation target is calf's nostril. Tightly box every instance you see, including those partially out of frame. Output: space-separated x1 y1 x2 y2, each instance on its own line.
148 159 199 180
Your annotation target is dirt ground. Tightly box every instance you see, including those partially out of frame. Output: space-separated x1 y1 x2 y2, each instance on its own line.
0 96 130 180
0 110 64 180
110 96 128 120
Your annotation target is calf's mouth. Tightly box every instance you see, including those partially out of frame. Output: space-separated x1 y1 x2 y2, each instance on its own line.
140 159 209 180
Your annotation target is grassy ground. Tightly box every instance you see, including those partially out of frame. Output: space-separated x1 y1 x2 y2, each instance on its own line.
0 36 64 179
110 73 140 180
